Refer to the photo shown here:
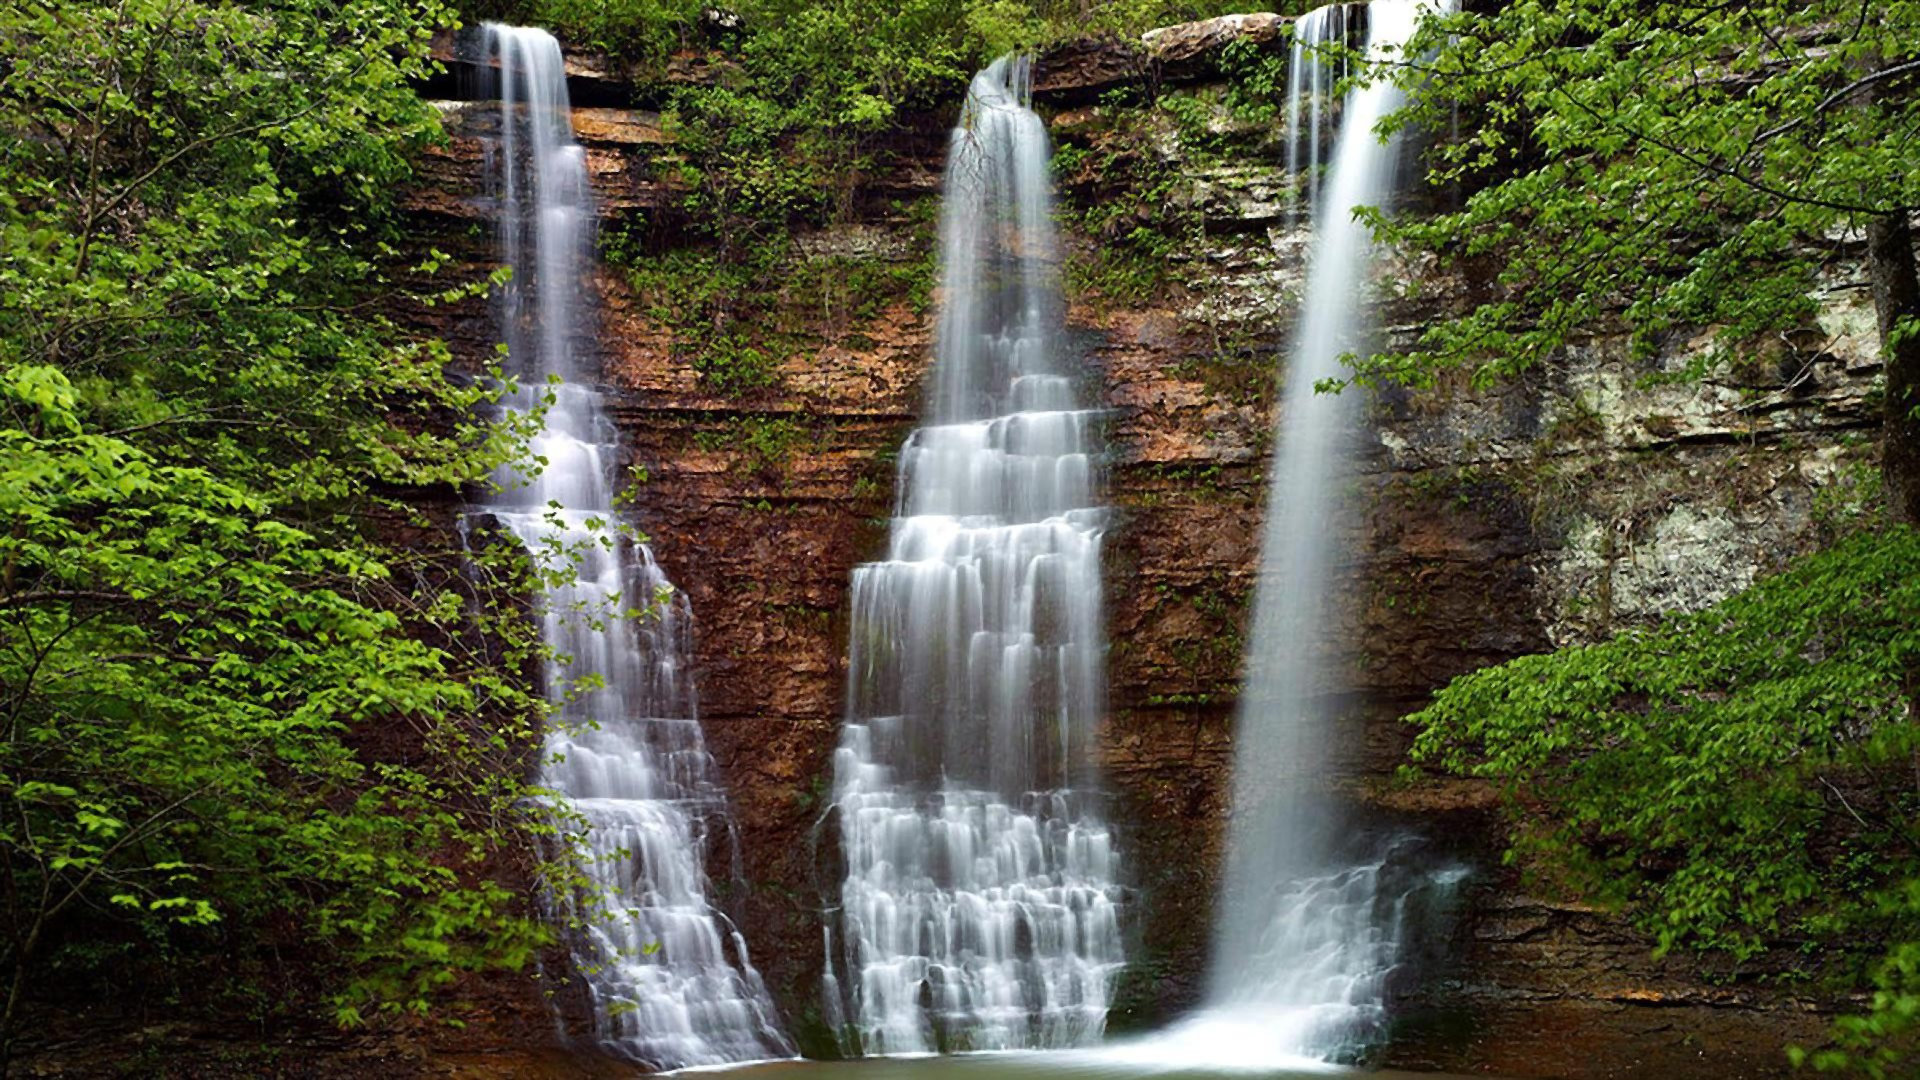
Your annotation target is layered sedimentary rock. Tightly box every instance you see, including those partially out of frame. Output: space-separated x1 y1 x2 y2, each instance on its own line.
397 18 1881 1076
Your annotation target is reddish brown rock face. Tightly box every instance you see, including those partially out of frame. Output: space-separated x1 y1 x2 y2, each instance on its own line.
590 267 929 1048
399 33 1879 1075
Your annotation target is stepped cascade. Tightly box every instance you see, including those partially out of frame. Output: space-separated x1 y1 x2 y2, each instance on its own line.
1189 0 1461 1064
469 25 793 1069
824 57 1125 1055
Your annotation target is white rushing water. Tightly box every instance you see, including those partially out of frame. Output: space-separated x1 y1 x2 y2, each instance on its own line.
826 57 1125 1056
472 25 793 1070
1157 1 1461 1065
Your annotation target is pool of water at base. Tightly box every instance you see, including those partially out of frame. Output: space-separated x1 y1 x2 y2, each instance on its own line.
707 1053 1472 1080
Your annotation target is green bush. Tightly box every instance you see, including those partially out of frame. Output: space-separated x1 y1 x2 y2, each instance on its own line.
1409 526 1920 1073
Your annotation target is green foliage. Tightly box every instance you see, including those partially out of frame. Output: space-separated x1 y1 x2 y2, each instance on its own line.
666 86 837 245
1054 102 1204 307
792 249 941 327
613 241 788 393
0 0 562 1040
689 332 782 395
694 415 814 474
501 0 1282 88
606 203 935 397
1214 33 1293 127
1353 0 1920 393
723 0 1029 129
477 0 706 59
525 0 1062 245
1408 527 1920 1073
558 0 1031 396
1047 25 1332 309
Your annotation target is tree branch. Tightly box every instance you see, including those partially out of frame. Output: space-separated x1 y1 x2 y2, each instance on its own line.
1749 58 1920 149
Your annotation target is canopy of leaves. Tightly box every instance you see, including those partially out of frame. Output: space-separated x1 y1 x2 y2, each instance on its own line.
1355 0 1920 391
0 0 559 1039
1408 525 1920 1074
485 0 1287 108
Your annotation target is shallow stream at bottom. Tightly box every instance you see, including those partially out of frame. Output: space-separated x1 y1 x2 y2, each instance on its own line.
713 1050 1475 1080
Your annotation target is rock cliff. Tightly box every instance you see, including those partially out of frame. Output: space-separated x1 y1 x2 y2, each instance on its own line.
398 17 1881 1075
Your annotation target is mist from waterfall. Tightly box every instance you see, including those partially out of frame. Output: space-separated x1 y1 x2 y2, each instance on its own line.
471 24 792 1070
824 56 1125 1056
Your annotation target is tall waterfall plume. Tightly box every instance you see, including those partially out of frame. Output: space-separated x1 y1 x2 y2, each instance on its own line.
471 24 793 1070
1156 1 1461 1066
825 56 1125 1055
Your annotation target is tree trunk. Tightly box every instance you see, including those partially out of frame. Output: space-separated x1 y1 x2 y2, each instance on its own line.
1868 211 1920 526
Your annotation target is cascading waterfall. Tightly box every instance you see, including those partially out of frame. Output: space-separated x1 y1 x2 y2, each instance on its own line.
471 25 792 1070
1283 3 1359 214
1130 1 1460 1066
826 57 1125 1056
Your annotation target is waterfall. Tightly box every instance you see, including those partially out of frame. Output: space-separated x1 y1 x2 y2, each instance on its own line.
470 25 793 1070
825 57 1125 1055
1111 2 1460 1067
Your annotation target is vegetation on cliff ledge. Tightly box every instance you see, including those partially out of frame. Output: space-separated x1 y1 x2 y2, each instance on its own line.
466 0 1292 397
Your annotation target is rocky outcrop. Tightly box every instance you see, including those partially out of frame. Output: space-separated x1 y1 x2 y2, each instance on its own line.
394 19 1882 1078
419 26 730 107
1145 11 1291 77
1034 11 1294 102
